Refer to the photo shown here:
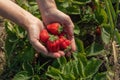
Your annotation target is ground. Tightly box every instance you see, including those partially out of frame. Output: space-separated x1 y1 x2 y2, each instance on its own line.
0 17 6 75
0 10 120 80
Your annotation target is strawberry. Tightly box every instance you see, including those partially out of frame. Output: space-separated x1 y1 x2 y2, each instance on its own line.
59 36 71 50
39 29 49 43
46 35 60 52
95 26 101 36
58 32 66 38
47 23 63 35
59 36 66 43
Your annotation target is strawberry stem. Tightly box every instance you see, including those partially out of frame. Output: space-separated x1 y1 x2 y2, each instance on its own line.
58 25 63 34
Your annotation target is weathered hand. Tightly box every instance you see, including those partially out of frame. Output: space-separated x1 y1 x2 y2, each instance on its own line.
41 8 76 56
27 18 64 58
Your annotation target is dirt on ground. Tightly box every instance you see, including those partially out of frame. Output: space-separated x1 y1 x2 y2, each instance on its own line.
0 17 6 75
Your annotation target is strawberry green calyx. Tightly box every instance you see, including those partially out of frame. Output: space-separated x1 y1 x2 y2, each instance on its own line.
64 46 71 52
58 25 63 34
49 34 58 42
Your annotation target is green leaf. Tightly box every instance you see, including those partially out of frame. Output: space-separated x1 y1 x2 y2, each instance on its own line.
14 25 26 39
72 60 80 77
22 62 34 75
52 59 61 68
84 58 102 77
66 6 80 14
74 24 80 35
57 56 67 67
107 0 116 24
75 0 90 2
104 0 115 33
101 27 111 44
79 54 87 67
62 61 73 74
5 37 19 57
73 52 87 66
74 29 80 35
95 8 108 24
61 74 76 80
58 74 64 80
60 61 76 80
85 42 104 56
75 38 85 53
5 21 14 33
32 75 40 80
18 46 34 62
77 58 85 78
102 23 111 34
115 29 120 46
73 53 87 77
13 71 31 80
72 1 88 5
93 72 107 80
46 66 62 79
60 2 69 8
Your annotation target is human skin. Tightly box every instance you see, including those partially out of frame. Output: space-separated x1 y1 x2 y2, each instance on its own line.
0 0 76 58
36 0 76 56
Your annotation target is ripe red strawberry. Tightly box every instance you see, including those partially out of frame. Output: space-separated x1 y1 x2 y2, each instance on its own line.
46 35 60 52
47 23 63 35
58 32 66 38
59 37 71 50
95 26 101 36
59 36 66 43
39 29 49 43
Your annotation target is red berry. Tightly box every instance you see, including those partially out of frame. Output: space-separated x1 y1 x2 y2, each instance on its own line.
95 26 101 36
39 29 49 43
47 39 60 52
59 36 66 43
59 37 71 50
47 23 63 35
59 32 66 38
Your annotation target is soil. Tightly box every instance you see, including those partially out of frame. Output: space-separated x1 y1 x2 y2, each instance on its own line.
0 17 6 75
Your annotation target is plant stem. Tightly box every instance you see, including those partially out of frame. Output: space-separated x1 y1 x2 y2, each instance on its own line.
104 0 115 38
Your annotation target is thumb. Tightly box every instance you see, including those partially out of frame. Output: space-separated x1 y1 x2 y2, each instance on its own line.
30 39 48 54
63 18 74 39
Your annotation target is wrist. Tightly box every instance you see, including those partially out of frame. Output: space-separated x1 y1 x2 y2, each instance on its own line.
36 0 57 15
22 14 40 31
0 0 40 31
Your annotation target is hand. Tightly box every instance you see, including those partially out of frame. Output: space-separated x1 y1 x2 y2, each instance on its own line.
0 0 64 58
41 8 76 56
26 18 64 58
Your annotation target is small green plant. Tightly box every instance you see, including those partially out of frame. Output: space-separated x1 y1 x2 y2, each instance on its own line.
46 52 106 80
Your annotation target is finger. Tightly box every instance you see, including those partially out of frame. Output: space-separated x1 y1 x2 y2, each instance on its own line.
58 51 65 56
47 52 61 58
30 39 48 54
47 50 65 58
31 40 64 58
62 16 74 39
71 37 77 52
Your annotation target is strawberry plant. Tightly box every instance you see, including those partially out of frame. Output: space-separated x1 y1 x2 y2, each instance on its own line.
0 0 120 80
46 54 104 80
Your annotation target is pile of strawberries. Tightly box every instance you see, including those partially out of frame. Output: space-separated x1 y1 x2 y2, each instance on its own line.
39 23 71 52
